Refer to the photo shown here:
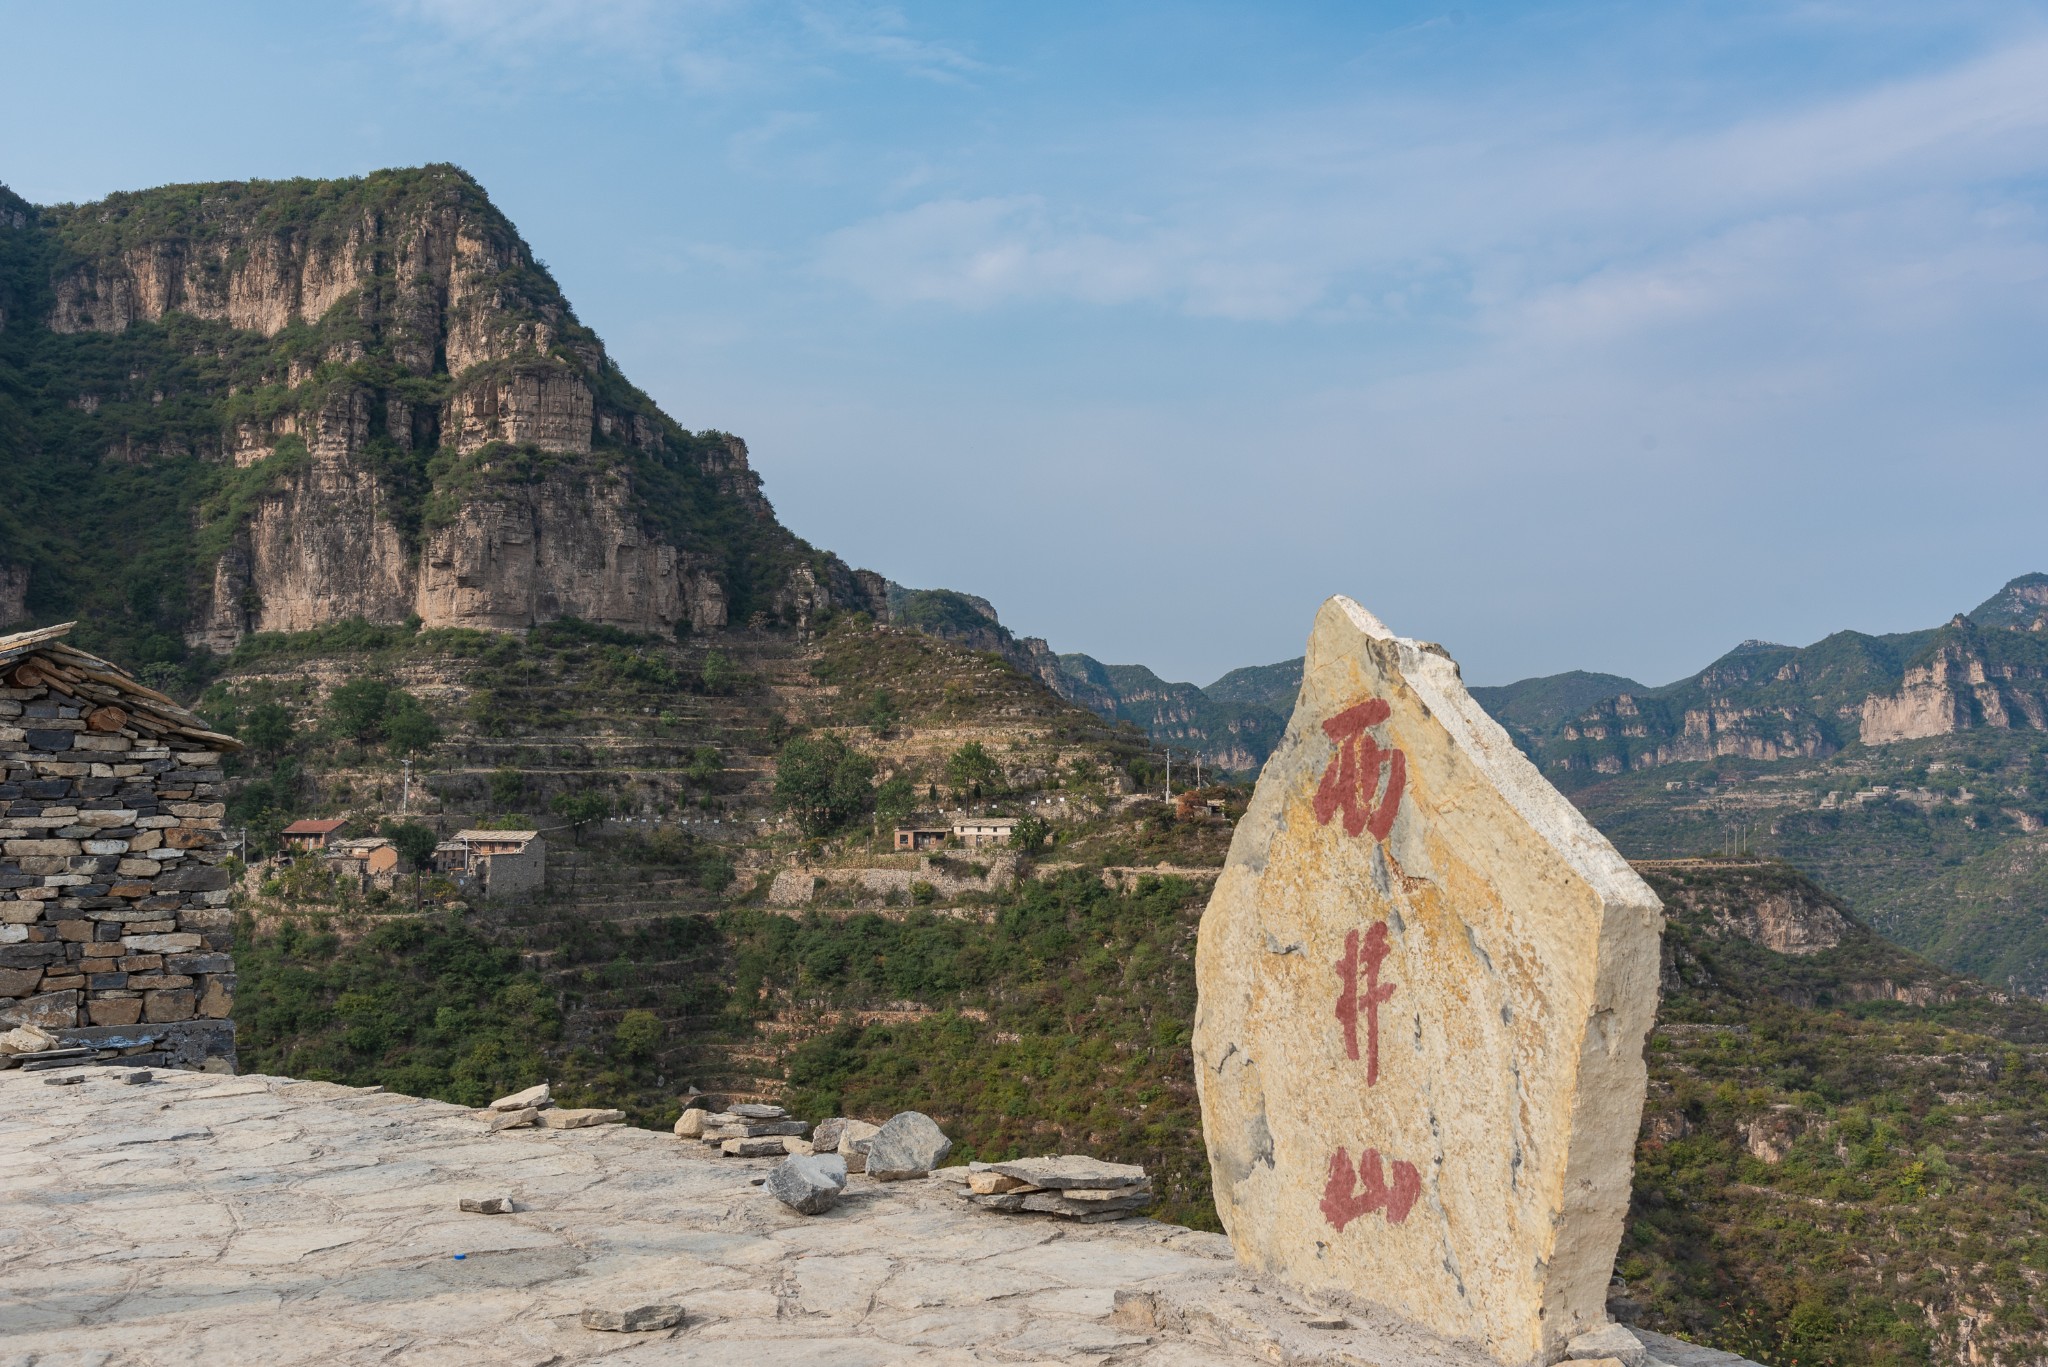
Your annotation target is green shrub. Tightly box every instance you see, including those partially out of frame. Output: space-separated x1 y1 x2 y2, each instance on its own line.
772 734 876 837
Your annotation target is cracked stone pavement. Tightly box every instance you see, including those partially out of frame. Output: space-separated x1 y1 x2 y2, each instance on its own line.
0 1069 1503 1366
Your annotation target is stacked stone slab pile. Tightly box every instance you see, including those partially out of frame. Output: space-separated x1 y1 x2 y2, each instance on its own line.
0 622 241 1072
954 1155 1154 1222
481 1081 623 1130
675 1100 814 1155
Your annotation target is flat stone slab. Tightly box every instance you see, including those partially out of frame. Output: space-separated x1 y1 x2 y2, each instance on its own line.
987 1155 1149 1189
1194 597 1665 1366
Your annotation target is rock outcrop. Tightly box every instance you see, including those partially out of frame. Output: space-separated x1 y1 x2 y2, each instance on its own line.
1860 617 2048 744
1 168 886 651
1194 597 1662 1367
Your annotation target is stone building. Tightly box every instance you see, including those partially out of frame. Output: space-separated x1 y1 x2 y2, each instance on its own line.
327 836 399 889
0 623 241 1071
952 816 1017 849
281 816 347 853
434 828 545 899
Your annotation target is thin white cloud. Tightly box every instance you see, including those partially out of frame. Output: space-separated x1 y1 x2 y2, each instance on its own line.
812 31 2048 331
797 5 983 83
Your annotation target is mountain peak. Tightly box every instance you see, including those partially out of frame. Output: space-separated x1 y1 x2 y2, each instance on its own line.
1970 573 2048 631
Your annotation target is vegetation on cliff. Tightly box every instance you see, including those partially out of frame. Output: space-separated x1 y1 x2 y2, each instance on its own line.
0 168 861 674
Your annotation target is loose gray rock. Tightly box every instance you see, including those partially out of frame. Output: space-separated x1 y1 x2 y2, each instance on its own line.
673 1108 708 1138
811 1116 851 1152
489 1107 540 1131
730 1102 788 1119
1567 1323 1647 1367
836 1118 881 1173
539 1108 624 1130
43 1073 84 1086
765 1152 849 1215
489 1082 550 1112
114 1069 153 1085
580 1303 684 1332
460 1195 515 1214
721 1137 789 1157
864 1111 953 1180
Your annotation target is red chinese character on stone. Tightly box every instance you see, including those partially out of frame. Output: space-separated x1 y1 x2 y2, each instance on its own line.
1319 1146 1422 1230
1334 922 1397 1085
1313 698 1406 842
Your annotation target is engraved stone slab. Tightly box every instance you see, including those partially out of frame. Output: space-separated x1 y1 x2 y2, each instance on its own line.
1193 597 1663 1367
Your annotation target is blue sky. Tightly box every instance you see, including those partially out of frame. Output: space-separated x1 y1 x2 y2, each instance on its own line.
5 2 2047 687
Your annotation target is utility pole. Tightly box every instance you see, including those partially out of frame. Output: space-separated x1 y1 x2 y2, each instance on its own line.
402 754 412 813
1164 750 1170 804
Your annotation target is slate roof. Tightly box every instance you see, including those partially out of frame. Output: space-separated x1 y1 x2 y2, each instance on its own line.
0 620 241 751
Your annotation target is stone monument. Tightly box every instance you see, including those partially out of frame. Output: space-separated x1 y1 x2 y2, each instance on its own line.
1193 597 1662 1366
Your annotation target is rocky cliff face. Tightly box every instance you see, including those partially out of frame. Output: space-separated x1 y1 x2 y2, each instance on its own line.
0 168 881 660
1859 617 2048 744
1288 585 2045 786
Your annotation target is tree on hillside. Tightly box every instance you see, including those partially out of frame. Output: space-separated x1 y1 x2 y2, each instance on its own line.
862 688 901 737
327 679 440 754
239 701 295 757
875 773 917 828
1010 813 1050 854
550 791 612 844
773 734 876 837
700 649 737 696
383 696 442 755
328 680 393 743
946 742 1002 798
615 1009 663 1066
489 767 524 808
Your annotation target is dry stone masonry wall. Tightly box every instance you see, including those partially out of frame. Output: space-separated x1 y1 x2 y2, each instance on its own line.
0 625 240 1072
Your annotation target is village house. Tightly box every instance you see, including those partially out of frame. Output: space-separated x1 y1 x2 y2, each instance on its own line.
892 826 949 852
280 817 347 854
432 828 545 899
325 836 398 890
952 816 1018 850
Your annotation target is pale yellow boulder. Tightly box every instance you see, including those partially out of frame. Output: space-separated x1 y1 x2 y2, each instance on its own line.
1192 596 1662 1367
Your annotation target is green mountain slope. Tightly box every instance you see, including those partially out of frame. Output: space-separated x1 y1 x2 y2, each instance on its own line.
1468 669 1645 739
1203 657 1303 718
1049 653 1285 773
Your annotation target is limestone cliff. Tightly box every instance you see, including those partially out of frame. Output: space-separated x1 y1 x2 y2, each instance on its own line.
1859 616 2048 744
0 168 881 659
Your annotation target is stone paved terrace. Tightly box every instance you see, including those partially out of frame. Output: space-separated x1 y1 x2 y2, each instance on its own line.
0 1070 1752 1367
0 1069 1471 1366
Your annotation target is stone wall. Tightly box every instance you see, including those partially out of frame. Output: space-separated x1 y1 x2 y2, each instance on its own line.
480 844 545 899
0 642 239 1072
